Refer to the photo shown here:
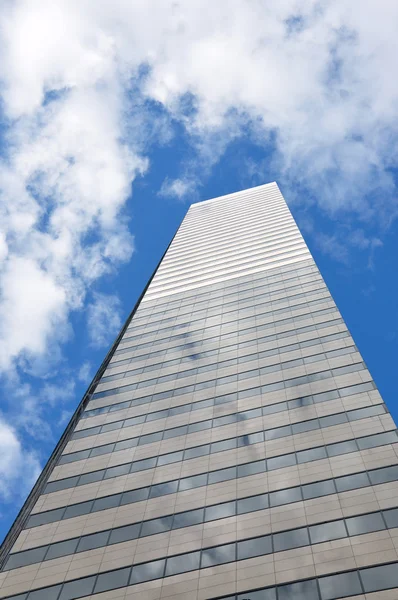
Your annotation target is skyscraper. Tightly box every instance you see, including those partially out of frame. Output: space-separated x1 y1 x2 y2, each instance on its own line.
1 181 398 600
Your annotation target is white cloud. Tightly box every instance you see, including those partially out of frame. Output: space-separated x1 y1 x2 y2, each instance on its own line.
0 0 396 375
0 1 397 519
78 361 92 384
0 417 41 501
159 177 197 200
87 292 122 348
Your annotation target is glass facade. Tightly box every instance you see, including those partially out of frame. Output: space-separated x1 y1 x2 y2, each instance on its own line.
0 182 397 600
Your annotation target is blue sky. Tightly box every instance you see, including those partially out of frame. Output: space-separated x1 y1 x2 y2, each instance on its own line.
0 0 398 543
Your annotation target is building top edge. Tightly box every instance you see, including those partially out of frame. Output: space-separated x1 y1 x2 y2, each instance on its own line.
189 181 279 209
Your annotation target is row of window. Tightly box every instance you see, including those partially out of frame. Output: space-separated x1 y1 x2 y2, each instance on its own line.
92 318 346 418
66 384 376 471
135 259 316 315
148 246 309 297
133 262 317 323
154 240 304 302
9 464 398 571
5 515 398 599
124 279 326 345
128 275 323 339
101 328 349 395
119 291 331 353
108 309 341 378
93 341 356 412
75 362 367 446
113 305 338 363
165 204 290 259
85 331 354 419
119 290 332 347
157 215 297 275
214 562 398 600
45 425 396 497
155 229 302 285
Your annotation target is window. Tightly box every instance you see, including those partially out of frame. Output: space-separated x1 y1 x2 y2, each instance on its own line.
120 487 149 505
327 440 357 457
369 465 398 485
94 568 130 593
269 487 301 507
173 508 204 529
208 467 236 485
273 527 309 552
297 447 327 464
45 539 79 561
27 508 65 527
277 579 319 600
5 546 47 570
318 571 362 600
335 472 370 493
77 531 110 553
267 454 296 471
302 480 335 500
201 543 236 567
237 494 269 515
345 512 385 536
205 501 236 522
129 559 165 584
141 516 173 537
237 589 276 600
361 562 398 593
237 461 266 478
109 523 141 544
237 535 272 560
165 551 200 576
149 481 178 498
28 586 62 600
309 520 346 544
58 576 96 600
383 508 398 528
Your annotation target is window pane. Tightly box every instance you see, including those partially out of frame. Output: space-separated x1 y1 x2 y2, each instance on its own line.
278 579 319 600
201 543 236 567
141 516 173 536
130 559 165 584
76 531 109 553
345 512 385 536
335 472 370 493
302 479 336 500
149 481 178 498
237 494 269 515
5 546 47 570
109 523 141 544
92 495 121 512
269 487 301 507
273 527 309 552
369 465 398 485
172 509 204 529
297 447 327 464
237 535 272 560
27 508 65 528
361 563 398 592
94 567 130 593
309 520 346 544
58 576 96 599
120 487 149 505
211 438 237 453
267 454 296 471
205 501 236 522
104 465 134 479
45 539 79 561
383 508 398 528
208 467 236 485
28 586 62 600
319 571 362 600
327 440 357 457
179 474 208 491
184 445 210 460
165 551 200 576
237 589 276 600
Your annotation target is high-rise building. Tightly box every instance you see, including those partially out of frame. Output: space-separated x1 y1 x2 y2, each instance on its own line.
1 182 398 600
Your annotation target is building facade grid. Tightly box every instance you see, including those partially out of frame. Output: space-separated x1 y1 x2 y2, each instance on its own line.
0 182 398 600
